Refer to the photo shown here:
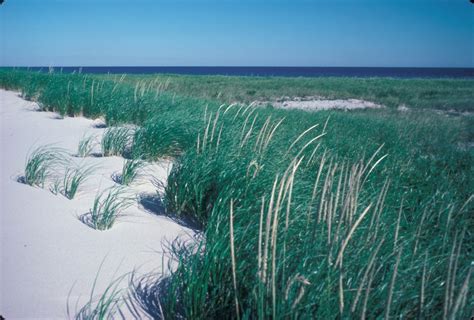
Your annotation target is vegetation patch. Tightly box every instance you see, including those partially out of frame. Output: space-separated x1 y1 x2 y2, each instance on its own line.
19 145 66 188
112 159 145 186
60 163 96 199
80 187 134 231
76 134 97 157
101 127 135 158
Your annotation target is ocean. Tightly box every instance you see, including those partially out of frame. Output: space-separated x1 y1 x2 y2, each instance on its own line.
15 66 474 78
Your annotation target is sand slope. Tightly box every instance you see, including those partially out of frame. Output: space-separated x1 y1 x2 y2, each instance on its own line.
0 89 188 319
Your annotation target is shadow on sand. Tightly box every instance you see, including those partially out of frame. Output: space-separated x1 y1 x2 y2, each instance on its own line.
138 193 201 231
128 233 203 319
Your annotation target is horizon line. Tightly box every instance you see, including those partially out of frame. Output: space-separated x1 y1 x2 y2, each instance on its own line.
2 65 474 69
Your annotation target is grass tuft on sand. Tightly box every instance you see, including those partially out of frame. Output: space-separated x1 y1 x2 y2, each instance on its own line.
60 163 96 199
76 134 97 157
81 187 134 231
113 159 145 186
101 127 134 157
21 145 66 187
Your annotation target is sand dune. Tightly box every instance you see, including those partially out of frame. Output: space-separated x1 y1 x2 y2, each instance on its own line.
0 89 189 319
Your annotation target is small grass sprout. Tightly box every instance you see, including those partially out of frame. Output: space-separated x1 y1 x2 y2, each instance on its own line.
21 145 66 187
101 127 134 157
115 159 146 185
49 178 61 195
60 163 96 199
73 280 124 320
82 187 134 230
77 134 96 157
69 259 129 320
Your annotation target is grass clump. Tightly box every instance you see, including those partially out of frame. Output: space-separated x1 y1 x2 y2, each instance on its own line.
82 187 133 230
60 164 96 199
49 178 62 195
69 259 134 320
101 127 134 157
21 145 66 187
73 281 124 320
114 159 145 186
77 134 96 157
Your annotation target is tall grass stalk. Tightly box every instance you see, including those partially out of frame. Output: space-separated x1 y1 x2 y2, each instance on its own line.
385 248 403 320
229 200 240 320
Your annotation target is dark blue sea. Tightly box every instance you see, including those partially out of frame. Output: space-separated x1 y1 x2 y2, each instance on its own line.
18 66 474 78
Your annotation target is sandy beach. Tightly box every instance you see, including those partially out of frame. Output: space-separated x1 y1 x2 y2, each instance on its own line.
0 89 189 319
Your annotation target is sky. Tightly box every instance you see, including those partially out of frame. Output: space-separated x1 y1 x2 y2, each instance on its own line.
0 0 473 67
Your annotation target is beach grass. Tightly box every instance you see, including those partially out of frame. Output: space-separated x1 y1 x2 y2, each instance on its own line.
76 134 96 157
21 145 66 187
1 69 472 318
70 259 130 320
151 107 472 319
84 187 134 230
74 282 123 320
115 159 145 186
60 163 96 199
101 127 134 157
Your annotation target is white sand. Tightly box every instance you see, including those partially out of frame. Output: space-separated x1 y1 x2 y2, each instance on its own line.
258 97 384 111
0 89 189 319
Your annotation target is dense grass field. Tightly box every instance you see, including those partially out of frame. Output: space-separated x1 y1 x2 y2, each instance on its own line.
1 69 473 318
105 73 474 112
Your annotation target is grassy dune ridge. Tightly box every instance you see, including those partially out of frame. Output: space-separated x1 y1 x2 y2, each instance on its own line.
1 69 473 318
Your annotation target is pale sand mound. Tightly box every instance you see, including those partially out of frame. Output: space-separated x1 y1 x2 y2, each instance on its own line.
258 96 384 111
0 89 190 318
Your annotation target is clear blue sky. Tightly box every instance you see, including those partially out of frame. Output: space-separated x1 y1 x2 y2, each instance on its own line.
0 0 472 67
